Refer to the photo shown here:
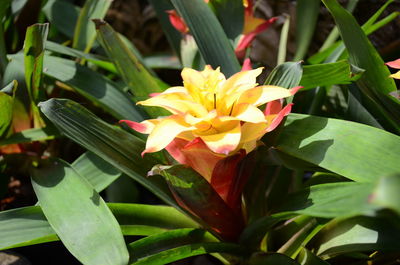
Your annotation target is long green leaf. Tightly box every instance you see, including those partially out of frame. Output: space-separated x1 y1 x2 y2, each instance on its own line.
94 20 168 118
294 0 320 61
128 228 218 263
38 98 176 207
0 126 59 146
0 80 16 138
171 0 240 77
23 23 48 128
72 0 111 52
313 215 400 258
296 248 330 265
322 0 400 132
249 253 300 265
0 0 11 75
278 182 378 218
42 0 79 38
276 114 400 182
346 84 383 129
43 54 143 121
32 158 129 265
265 62 303 89
0 203 198 251
129 241 244 265
24 23 48 101
209 0 244 41
72 151 122 192
300 60 363 90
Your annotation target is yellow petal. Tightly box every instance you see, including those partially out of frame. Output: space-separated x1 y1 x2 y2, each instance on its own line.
390 70 400 79
218 68 262 113
232 103 266 123
220 68 262 95
199 121 241 155
138 93 208 117
159 86 189 95
143 116 193 155
240 122 267 144
237 85 292 106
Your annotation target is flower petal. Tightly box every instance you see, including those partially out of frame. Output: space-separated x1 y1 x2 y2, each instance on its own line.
266 103 293 132
167 10 189 34
386 59 400 69
240 122 268 145
138 93 208 117
237 85 292 106
119 119 158 134
200 121 241 155
143 117 193 155
390 71 400 79
264 99 282 116
166 138 226 182
232 103 266 123
210 150 246 203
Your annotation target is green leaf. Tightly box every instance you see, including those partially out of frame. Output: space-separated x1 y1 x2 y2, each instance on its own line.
296 248 330 265
156 165 244 241
300 60 363 90
72 0 111 52
0 0 12 22
345 84 383 129
249 253 300 265
279 182 377 218
43 54 143 121
143 54 181 70
276 114 400 183
322 0 400 132
294 0 320 61
0 206 58 250
128 230 242 265
0 126 59 146
130 242 243 265
278 14 291 65
31 158 129 265
369 174 400 215
171 0 240 77
208 0 244 41
313 215 400 258
24 23 48 101
240 213 296 249
38 98 176 207
128 228 218 263
265 62 303 89
23 23 48 128
42 0 80 38
94 20 168 118
106 174 139 203
0 203 198 251
0 80 16 138
72 151 122 192
0 0 11 75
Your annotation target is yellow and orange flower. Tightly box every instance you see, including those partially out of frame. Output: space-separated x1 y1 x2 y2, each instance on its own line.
121 66 299 180
386 59 400 79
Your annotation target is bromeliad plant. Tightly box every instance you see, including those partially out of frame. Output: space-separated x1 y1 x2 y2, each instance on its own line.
1 0 400 265
121 65 300 240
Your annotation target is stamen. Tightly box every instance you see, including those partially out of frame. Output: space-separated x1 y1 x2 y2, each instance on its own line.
213 93 217 109
229 102 235 116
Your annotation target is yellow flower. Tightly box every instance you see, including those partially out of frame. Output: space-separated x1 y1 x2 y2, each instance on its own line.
386 59 400 79
123 66 299 157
